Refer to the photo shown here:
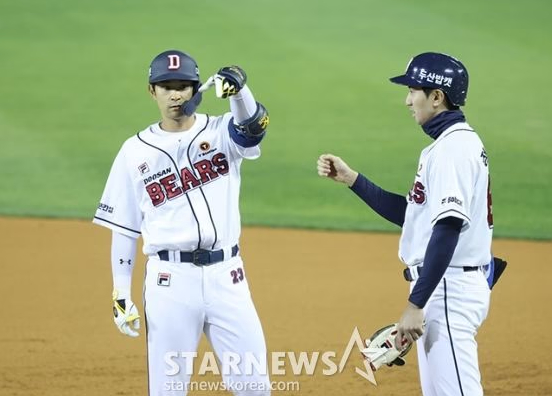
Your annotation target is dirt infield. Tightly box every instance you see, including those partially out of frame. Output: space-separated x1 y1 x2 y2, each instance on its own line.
0 217 551 395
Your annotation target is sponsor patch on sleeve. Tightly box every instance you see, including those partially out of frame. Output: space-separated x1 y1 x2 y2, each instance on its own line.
441 196 463 207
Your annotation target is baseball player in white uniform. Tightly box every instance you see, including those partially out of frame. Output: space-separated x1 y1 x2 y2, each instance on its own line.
318 52 495 395
93 50 271 395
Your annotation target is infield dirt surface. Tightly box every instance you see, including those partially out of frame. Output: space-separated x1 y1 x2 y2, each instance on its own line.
0 217 550 395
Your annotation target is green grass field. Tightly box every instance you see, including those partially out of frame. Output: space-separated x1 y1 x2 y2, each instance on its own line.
1 0 550 239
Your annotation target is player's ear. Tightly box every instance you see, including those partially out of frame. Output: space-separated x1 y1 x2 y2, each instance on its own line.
148 84 156 99
433 90 446 108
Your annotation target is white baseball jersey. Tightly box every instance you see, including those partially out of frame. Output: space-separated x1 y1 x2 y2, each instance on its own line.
399 122 493 267
94 111 271 395
93 112 259 255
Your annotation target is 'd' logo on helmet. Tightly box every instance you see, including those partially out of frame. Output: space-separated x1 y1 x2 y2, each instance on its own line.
199 141 210 151
167 54 180 70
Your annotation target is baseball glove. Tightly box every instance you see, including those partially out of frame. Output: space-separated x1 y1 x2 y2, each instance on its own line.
361 323 413 371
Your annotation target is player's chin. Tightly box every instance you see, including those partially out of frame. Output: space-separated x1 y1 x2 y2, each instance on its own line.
413 114 427 126
164 107 184 119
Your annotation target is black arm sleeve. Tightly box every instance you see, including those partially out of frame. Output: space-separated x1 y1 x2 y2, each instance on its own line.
349 173 407 227
408 216 463 308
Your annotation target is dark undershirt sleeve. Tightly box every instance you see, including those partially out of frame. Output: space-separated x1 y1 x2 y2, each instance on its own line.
349 173 407 227
408 216 463 308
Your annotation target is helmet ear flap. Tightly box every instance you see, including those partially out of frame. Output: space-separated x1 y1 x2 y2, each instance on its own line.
193 81 202 95
181 92 202 116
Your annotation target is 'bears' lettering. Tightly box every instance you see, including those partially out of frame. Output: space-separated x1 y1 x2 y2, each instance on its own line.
212 153 229 175
180 168 201 191
194 159 219 183
145 153 230 206
159 174 184 199
146 182 166 206
408 181 426 204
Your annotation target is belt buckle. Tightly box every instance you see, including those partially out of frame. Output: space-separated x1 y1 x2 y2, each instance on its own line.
192 249 210 265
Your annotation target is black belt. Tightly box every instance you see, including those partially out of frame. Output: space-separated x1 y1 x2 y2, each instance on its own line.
403 265 480 282
158 245 239 266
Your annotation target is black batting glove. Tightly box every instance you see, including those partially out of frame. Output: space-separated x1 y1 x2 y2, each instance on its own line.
214 66 247 98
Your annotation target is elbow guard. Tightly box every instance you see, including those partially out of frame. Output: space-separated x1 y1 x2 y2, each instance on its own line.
235 102 269 137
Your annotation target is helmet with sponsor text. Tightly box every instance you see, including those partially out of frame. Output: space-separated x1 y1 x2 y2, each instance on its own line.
389 52 469 106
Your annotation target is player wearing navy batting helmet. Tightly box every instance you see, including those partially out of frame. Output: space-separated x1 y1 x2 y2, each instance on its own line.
94 49 271 396
390 52 469 107
148 50 203 116
318 51 505 396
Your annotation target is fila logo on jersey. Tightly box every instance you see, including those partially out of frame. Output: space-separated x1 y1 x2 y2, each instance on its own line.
408 181 426 204
157 273 171 286
145 153 229 207
167 55 180 70
138 162 150 175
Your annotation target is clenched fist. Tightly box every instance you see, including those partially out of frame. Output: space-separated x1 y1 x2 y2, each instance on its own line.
112 290 140 337
317 154 358 186
215 66 247 98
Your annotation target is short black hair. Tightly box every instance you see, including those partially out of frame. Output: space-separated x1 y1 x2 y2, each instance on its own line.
422 87 459 110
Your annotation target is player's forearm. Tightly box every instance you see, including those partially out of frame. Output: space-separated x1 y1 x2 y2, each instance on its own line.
229 85 257 123
349 173 407 226
111 231 138 299
408 217 462 308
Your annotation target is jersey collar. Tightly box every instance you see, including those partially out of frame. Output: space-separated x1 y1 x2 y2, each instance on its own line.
150 114 208 137
421 110 466 140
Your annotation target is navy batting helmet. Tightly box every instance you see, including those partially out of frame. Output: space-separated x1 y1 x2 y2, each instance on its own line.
149 50 202 116
390 52 469 106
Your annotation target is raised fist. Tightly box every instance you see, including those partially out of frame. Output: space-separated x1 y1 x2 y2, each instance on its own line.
214 66 247 98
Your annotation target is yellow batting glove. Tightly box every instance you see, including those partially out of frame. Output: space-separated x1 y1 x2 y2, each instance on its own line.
112 290 140 337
